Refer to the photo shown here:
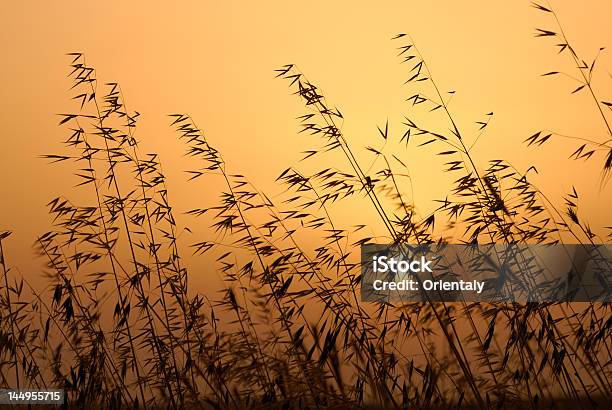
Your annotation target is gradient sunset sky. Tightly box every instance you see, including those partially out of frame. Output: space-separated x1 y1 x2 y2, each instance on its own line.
1 1 611 278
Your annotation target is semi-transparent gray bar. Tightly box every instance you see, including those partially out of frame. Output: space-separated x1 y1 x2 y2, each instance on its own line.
361 244 611 302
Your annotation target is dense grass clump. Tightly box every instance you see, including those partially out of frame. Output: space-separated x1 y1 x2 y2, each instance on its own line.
0 3 610 408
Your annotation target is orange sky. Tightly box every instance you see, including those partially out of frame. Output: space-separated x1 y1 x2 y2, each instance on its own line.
1 1 611 279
